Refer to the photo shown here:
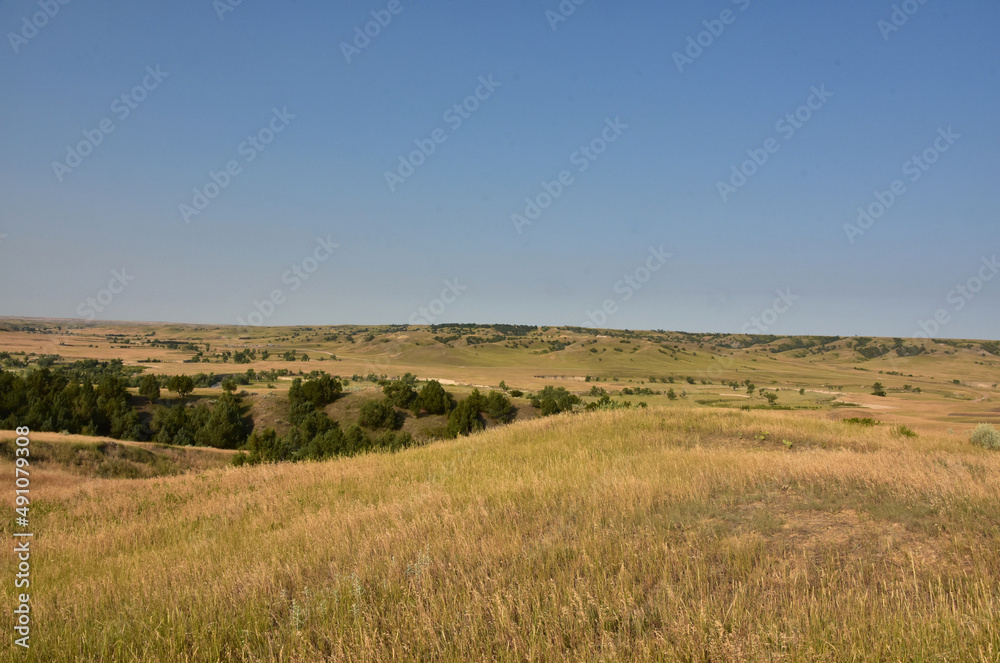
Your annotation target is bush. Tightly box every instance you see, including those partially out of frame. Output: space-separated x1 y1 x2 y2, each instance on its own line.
894 425 918 438
138 374 160 404
446 399 484 438
413 380 454 415
970 423 1000 450
531 386 581 416
290 374 342 408
383 374 418 408
358 399 399 430
484 391 515 423
373 430 414 452
843 417 880 427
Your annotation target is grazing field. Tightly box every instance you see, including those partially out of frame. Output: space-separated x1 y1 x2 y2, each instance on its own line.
1 318 998 660
2 407 999 661
2 317 999 435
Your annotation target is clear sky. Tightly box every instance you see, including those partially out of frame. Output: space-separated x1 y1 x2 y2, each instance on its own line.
1 0 998 339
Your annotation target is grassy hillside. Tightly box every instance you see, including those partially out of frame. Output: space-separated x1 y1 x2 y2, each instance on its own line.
3 407 998 661
0 431 233 482
2 318 998 436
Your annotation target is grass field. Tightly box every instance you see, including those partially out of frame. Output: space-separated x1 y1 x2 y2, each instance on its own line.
2 317 999 435
3 406 999 661
2 318 999 660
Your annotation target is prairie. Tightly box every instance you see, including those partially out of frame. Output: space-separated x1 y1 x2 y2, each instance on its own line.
3 406 999 661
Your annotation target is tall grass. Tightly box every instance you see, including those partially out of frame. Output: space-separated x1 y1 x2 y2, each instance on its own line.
2 407 999 661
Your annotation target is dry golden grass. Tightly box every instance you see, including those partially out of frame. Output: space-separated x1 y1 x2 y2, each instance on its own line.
2 407 999 661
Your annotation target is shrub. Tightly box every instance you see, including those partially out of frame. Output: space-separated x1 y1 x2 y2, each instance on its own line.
358 400 399 430
383 373 418 408
373 431 414 452
894 425 918 438
446 399 484 438
970 423 1000 450
531 386 581 416
413 380 454 415
843 417 880 427
484 391 515 423
138 374 160 404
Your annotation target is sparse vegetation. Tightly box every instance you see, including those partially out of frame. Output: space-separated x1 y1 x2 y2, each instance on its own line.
970 423 1000 450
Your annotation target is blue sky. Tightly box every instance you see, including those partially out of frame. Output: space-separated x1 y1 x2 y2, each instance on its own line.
1 0 998 339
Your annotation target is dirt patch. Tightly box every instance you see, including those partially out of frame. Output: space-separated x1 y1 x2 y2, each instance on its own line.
781 508 865 547
947 412 1000 418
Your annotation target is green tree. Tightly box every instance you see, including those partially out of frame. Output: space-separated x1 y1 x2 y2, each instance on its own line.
531 386 581 416
413 380 454 415
383 374 418 408
447 398 484 437
484 391 515 423
196 392 250 449
358 399 399 430
138 374 160 404
872 382 887 397
167 375 194 399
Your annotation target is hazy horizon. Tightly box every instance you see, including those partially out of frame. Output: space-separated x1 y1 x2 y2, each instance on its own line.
2 1 998 340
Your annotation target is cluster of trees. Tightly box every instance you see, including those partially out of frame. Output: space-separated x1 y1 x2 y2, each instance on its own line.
380 374 516 438
0 361 260 448
0 366 139 439
854 338 926 359
235 375 413 465
445 388 516 437
584 394 647 411
150 390 251 448
529 386 580 416
620 387 656 396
